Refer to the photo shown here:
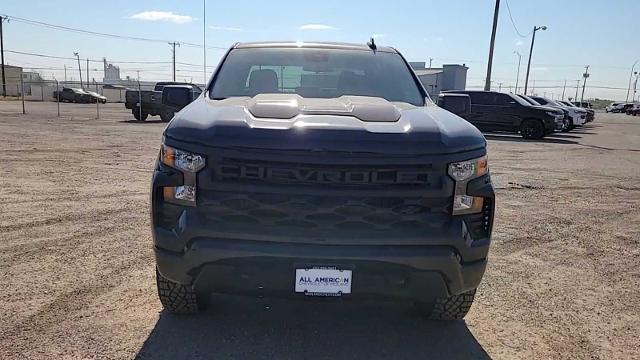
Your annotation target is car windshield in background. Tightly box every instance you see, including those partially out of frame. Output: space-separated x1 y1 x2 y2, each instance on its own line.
210 47 425 106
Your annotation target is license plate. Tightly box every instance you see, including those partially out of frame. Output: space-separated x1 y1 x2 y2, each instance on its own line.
295 267 352 296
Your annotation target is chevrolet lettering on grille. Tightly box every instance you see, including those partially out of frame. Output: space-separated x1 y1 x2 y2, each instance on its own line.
215 164 430 185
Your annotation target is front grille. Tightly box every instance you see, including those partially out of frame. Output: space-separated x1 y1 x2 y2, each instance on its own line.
198 191 451 233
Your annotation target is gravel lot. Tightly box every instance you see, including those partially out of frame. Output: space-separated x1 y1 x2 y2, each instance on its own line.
0 101 638 359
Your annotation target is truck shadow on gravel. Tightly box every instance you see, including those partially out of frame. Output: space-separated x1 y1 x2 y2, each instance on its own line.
483 133 578 145
120 119 166 124
136 296 491 360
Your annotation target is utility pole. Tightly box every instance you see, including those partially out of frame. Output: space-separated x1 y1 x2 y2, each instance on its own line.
524 25 547 95
203 0 207 85
514 51 521 94
86 58 89 87
74 52 83 88
484 0 500 91
580 65 590 103
498 82 503 92
574 80 580 102
429 58 433 68
64 65 67 85
562 79 567 100
170 42 180 81
0 16 6 97
628 59 640 102
634 72 639 102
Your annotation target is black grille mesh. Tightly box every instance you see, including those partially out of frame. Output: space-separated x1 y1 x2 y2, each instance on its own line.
199 192 451 232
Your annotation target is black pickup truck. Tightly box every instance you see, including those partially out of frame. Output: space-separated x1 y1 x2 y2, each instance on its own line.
125 82 201 121
442 90 564 139
151 41 495 320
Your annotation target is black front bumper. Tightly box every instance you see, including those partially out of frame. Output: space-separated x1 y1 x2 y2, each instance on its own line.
155 238 487 300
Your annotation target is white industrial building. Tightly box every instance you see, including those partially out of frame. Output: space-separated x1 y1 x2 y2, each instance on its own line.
409 62 468 96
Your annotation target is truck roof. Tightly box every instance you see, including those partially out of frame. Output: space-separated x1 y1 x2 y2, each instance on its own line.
233 41 398 53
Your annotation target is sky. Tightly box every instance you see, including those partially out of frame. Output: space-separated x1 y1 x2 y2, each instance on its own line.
2 0 639 100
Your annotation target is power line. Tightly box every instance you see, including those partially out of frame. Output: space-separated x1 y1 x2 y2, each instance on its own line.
5 49 216 68
0 13 228 50
503 0 533 38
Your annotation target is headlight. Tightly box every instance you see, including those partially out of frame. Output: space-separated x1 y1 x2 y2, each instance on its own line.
160 144 205 205
448 156 488 215
448 156 488 182
161 144 205 173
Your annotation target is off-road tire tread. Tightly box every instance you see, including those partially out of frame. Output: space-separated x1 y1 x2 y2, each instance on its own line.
428 289 476 320
156 269 200 314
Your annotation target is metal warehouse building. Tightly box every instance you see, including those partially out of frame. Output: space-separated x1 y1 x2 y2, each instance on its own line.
409 62 468 96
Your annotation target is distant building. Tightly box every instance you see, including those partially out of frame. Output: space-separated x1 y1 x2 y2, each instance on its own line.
409 62 468 96
0 64 24 96
22 71 44 83
103 58 122 85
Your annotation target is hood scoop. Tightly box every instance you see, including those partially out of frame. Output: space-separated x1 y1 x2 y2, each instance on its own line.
247 94 401 122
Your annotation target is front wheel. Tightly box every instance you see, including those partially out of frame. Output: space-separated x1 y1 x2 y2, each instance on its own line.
415 289 476 320
156 269 202 314
520 119 545 140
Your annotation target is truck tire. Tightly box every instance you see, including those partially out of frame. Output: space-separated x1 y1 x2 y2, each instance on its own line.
415 289 476 320
156 269 201 314
132 108 148 121
160 108 175 122
520 119 545 140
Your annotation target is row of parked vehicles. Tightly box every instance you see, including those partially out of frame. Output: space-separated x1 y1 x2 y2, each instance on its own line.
606 102 640 115
52 87 107 104
438 90 594 139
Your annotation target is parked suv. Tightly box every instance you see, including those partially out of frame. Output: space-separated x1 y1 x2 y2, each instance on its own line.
558 100 595 122
444 90 564 139
530 96 587 130
152 41 495 320
52 87 92 103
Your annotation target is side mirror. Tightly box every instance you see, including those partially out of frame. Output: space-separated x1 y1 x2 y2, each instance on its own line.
162 86 197 109
437 95 471 116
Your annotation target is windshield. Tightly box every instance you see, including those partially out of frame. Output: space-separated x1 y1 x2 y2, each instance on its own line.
517 94 541 106
210 47 426 106
508 93 532 106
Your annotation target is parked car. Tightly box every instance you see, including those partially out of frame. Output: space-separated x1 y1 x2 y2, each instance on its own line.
443 90 564 139
606 102 625 113
52 88 92 103
573 101 592 109
626 103 640 116
515 94 570 132
530 96 587 131
153 41 496 320
558 100 595 122
86 91 107 104
125 82 201 121
621 103 636 114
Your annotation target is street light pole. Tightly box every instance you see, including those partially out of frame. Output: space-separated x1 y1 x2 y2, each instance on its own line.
514 51 521 94
74 52 83 88
580 65 590 103
626 60 639 102
484 0 500 91
523 25 547 96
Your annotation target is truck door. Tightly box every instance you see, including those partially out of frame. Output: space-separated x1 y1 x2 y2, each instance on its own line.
493 93 522 131
467 92 500 131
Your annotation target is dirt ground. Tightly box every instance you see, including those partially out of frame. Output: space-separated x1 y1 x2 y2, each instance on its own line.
0 101 638 360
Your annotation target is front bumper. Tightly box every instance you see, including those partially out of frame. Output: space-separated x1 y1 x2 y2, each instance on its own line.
155 239 487 300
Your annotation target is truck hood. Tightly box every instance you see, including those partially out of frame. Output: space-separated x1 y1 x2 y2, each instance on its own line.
164 94 486 155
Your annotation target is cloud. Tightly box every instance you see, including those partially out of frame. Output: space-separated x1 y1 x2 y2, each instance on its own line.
515 39 524 46
372 33 386 39
209 25 243 32
130 11 193 24
297 24 336 30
